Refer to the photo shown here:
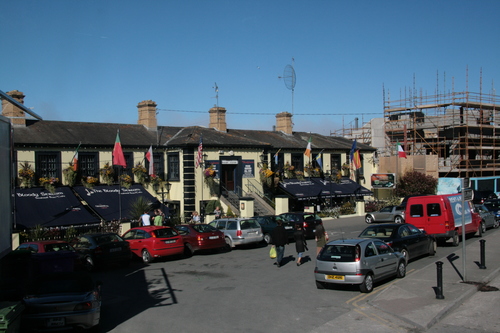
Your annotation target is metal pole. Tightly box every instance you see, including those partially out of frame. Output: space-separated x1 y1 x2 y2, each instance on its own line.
479 239 486 269
461 178 467 282
435 261 445 299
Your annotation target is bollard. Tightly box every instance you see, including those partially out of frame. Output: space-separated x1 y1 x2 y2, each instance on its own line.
435 261 445 299
479 239 486 269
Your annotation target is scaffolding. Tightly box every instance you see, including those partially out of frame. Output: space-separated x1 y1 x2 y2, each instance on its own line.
384 89 500 178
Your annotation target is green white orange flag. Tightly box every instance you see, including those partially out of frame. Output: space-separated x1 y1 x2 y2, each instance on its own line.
71 143 80 171
397 141 407 158
113 131 127 167
304 136 312 157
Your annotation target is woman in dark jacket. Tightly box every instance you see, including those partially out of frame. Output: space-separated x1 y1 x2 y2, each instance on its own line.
293 224 307 266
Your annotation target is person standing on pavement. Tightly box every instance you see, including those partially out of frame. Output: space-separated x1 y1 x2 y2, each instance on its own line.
153 209 163 226
213 206 222 219
141 211 151 226
315 223 328 255
294 223 307 266
271 220 288 267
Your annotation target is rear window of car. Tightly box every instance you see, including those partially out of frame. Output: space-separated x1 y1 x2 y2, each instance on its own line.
154 228 178 238
240 219 260 229
44 243 74 252
192 224 217 233
318 244 356 262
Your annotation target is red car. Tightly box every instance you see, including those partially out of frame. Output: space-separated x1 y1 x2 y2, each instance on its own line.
15 240 75 253
14 240 81 273
175 224 227 256
122 226 184 263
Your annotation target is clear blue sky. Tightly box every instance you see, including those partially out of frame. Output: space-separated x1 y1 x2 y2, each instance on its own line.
2 0 499 135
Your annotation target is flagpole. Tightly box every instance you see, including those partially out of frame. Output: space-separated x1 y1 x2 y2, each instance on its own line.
118 166 122 221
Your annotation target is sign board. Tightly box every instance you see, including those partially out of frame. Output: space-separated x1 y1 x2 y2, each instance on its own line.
370 173 395 188
463 189 473 201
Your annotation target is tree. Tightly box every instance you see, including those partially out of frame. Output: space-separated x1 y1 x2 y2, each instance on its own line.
394 170 438 198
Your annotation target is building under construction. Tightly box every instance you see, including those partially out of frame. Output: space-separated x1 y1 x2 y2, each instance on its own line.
384 89 500 179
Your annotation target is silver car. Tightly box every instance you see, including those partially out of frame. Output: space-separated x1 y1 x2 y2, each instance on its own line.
314 238 406 293
365 205 405 224
209 218 263 248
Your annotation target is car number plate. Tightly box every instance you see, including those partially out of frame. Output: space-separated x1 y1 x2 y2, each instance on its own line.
284 226 292 229
209 236 219 239
110 247 121 252
164 240 176 244
326 275 345 281
46 317 65 327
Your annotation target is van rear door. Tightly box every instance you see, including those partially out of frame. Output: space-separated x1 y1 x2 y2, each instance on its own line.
406 196 447 235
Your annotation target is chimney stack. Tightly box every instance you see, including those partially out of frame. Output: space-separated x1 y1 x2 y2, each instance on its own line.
209 106 227 132
137 100 157 129
2 90 26 126
275 112 293 134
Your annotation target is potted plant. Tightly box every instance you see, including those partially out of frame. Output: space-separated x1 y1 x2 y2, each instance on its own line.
83 176 99 189
18 162 35 188
99 162 115 185
132 163 147 184
39 177 59 193
63 165 77 187
120 174 133 189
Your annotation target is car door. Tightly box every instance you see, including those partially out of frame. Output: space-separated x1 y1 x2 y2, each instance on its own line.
373 240 398 278
406 224 428 256
378 206 394 222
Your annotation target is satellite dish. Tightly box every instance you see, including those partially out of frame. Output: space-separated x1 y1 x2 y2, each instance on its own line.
279 62 296 114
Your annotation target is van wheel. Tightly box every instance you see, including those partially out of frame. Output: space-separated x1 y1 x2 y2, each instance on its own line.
359 273 374 293
451 231 460 247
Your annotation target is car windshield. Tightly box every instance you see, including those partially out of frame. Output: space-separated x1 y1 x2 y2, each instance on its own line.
240 219 260 229
44 243 74 252
94 234 124 244
154 228 178 238
33 273 94 294
359 226 396 238
192 224 217 233
318 244 356 262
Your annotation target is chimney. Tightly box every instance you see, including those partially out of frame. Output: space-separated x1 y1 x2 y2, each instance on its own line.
2 90 26 126
209 106 227 132
275 112 293 134
137 100 157 129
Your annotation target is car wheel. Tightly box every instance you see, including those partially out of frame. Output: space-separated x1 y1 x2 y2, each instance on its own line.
428 240 436 256
478 221 486 237
263 233 272 244
394 215 404 224
494 219 500 229
359 273 374 293
365 215 374 224
84 256 95 272
184 243 194 257
225 237 233 250
451 231 460 247
400 248 409 263
396 260 406 278
142 249 152 263
315 280 325 289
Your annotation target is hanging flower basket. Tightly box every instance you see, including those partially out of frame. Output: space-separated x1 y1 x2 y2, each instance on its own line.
295 170 305 181
149 174 162 189
132 163 147 184
39 177 59 194
99 162 115 185
83 176 99 189
119 174 133 189
18 162 35 188
63 165 77 187
259 164 274 187
283 162 295 179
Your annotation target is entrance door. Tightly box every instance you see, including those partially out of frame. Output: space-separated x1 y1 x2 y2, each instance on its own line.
222 164 236 191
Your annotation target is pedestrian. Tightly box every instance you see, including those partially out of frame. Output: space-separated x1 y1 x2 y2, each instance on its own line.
214 206 222 219
271 220 288 267
191 211 200 223
153 209 163 226
315 224 329 255
141 210 151 226
294 223 307 266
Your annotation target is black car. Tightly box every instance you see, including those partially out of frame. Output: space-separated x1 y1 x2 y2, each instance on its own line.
253 215 295 244
279 212 323 239
472 190 497 205
358 223 436 263
71 232 132 271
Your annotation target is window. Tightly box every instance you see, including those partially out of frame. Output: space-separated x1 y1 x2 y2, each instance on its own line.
427 203 441 217
167 152 179 181
291 153 303 172
35 152 61 179
409 204 424 217
78 152 99 180
113 153 133 180
374 240 391 254
330 154 341 173
365 243 376 257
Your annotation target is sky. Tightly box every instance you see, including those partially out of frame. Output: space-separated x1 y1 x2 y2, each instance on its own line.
1 0 500 136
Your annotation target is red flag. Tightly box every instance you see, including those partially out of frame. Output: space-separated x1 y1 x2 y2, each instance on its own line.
397 141 407 159
145 145 154 176
353 150 361 169
113 131 127 167
195 135 203 168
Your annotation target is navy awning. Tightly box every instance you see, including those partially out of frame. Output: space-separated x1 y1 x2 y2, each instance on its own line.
14 187 101 229
279 177 373 201
73 184 160 221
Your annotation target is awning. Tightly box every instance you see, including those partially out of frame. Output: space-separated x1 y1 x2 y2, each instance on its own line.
14 187 101 229
279 177 373 201
73 184 160 221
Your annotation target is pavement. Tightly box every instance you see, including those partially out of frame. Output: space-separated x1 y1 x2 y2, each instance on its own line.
311 224 500 333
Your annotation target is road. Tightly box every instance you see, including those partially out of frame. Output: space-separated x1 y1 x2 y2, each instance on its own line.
93 216 487 333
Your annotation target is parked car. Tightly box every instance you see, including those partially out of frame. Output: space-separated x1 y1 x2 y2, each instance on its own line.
472 190 497 205
279 212 322 239
358 223 436 263
365 205 405 224
175 224 226 255
15 240 75 253
122 226 184 263
21 271 102 332
208 218 263 248
483 198 500 221
474 204 500 231
314 238 406 293
253 215 295 244
71 232 132 271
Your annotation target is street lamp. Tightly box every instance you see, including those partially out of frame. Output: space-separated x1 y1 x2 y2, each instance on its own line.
153 181 172 205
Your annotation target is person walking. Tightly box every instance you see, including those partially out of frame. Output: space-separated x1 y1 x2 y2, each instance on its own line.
271 220 288 267
294 223 307 266
141 211 151 226
153 209 163 226
315 224 329 255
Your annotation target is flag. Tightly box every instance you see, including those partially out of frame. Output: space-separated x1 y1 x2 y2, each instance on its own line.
350 139 357 162
71 143 80 171
113 131 127 167
145 145 155 176
274 148 281 165
353 150 361 169
315 153 323 170
304 136 312 157
195 135 203 168
397 141 407 158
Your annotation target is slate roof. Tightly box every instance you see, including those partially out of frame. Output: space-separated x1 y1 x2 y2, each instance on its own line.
12 119 375 152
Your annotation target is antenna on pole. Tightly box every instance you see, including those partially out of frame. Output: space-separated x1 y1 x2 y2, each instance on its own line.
213 82 219 107
278 58 296 114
